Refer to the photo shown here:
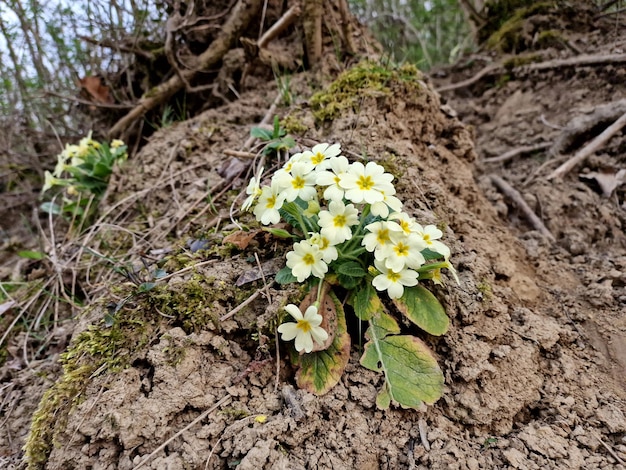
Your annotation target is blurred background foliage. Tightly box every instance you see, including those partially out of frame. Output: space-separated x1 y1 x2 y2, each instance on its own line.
0 0 473 170
349 0 473 69
0 0 162 180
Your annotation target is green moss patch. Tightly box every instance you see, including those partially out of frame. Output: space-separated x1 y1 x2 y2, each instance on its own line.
310 60 422 122
23 262 254 469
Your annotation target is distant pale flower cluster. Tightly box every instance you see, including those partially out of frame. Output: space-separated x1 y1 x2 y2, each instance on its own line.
243 142 454 352
42 133 127 195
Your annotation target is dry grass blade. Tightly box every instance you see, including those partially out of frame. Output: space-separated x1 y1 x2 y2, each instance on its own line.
132 394 232 470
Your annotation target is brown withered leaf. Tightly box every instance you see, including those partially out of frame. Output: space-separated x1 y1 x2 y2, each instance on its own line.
299 282 336 352
222 230 258 250
78 76 113 104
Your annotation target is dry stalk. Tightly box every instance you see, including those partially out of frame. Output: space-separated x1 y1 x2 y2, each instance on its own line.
547 111 626 179
438 54 626 93
483 142 551 164
490 175 556 242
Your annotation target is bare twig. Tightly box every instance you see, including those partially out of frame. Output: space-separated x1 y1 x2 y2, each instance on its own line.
547 111 626 179
44 90 133 109
592 430 625 465
540 114 564 130
550 99 626 156
490 175 556 242
257 5 301 49
418 419 431 451
338 0 356 55
302 0 323 66
483 142 551 164
220 289 263 321
223 149 256 159
78 35 155 60
133 394 232 470
110 0 263 137
438 54 626 93
596 6 626 18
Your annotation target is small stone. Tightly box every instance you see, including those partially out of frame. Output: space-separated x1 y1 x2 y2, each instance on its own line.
502 448 528 468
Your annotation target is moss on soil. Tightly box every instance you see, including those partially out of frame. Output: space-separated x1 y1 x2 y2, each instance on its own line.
23 258 255 469
310 60 423 122
484 1 555 52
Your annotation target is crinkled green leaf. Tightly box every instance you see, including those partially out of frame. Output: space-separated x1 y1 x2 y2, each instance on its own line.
335 261 366 278
275 266 297 285
337 273 361 290
349 281 383 321
294 290 350 395
360 315 443 409
392 285 449 336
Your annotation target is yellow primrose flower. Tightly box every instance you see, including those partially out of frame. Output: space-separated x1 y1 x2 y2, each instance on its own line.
278 304 328 353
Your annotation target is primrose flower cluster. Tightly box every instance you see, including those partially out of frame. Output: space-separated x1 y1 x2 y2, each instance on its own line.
243 143 454 353
243 143 452 296
42 134 127 196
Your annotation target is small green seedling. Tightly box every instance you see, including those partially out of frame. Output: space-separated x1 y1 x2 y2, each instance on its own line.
250 116 296 157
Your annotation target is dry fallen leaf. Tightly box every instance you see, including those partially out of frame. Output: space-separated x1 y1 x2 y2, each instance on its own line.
222 230 258 250
77 76 113 104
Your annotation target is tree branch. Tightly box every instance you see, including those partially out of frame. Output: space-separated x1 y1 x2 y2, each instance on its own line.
109 0 262 138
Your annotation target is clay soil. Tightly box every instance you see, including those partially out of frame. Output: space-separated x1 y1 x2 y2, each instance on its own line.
1 5 626 470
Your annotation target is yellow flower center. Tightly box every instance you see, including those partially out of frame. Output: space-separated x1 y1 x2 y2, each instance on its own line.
302 253 316 265
376 228 390 244
333 215 347 227
292 176 306 189
393 242 409 257
334 175 341 184
319 237 330 249
356 175 374 191
297 319 312 332
266 195 276 208
400 220 410 233
423 234 432 243
387 271 401 282
312 152 325 165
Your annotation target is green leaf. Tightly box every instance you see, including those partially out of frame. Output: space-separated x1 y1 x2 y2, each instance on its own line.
250 127 273 141
40 201 62 215
421 248 445 261
272 115 281 138
275 266 297 284
17 250 45 260
335 261 366 278
262 227 293 239
392 285 449 336
337 273 361 290
366 310 400 339
138 282 156 293
361 314 443 409
295 290 350 395
153 268 168 279
349 282 383 321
